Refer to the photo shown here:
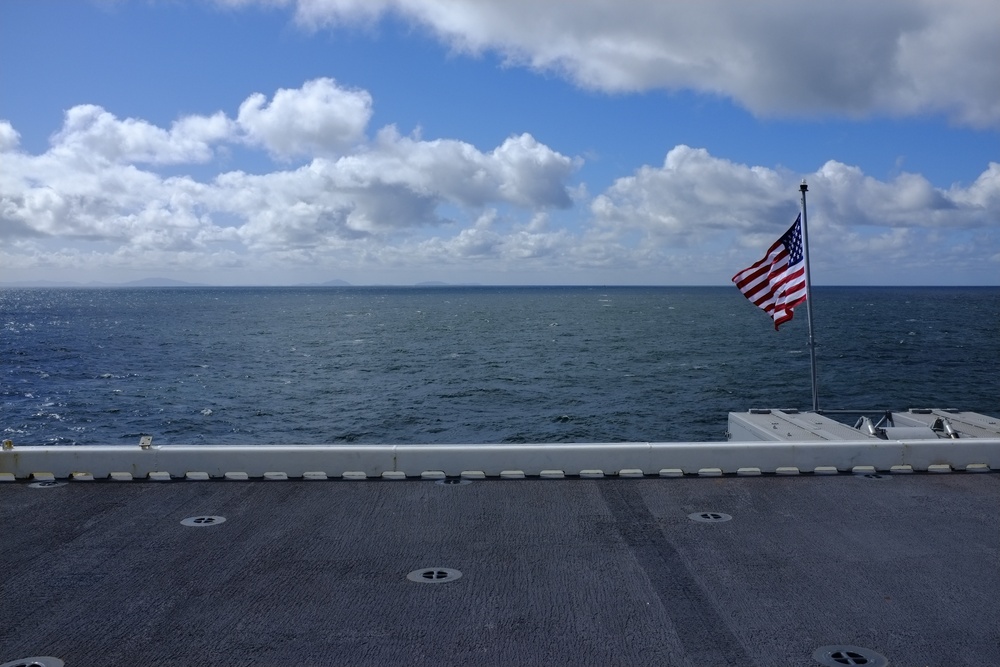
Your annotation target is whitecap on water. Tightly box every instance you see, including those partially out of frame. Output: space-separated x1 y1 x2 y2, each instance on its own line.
200 408 213 416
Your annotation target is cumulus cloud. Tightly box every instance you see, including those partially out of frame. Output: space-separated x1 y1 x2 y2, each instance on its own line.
236 78 373 158
3 77 998 285
591 146 789 243
346 127 576 209
0 79 578 272
407 210 571 265
0 121 20 152
50 105 233 165
241 0 1000 127
589 147 1000 282
193 122 576 251
594 146 1000 237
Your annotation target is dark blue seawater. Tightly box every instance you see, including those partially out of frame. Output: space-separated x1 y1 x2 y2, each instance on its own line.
2 286 997 445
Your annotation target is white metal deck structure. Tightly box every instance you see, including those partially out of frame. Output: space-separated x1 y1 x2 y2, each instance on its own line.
2 409 998 666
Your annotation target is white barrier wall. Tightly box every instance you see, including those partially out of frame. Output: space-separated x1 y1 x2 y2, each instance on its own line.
2 439 998 479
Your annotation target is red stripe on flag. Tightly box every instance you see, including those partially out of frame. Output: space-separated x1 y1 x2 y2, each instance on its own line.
732 217 807 331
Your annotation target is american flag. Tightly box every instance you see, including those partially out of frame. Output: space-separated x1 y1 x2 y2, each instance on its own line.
732 215 807 330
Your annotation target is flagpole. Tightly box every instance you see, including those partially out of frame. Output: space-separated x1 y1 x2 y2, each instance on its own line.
799 179 819 412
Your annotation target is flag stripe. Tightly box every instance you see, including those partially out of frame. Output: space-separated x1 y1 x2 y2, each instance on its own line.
732 215 807 331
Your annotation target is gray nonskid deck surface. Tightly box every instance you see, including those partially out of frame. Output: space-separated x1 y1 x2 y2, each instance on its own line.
2 475 999 666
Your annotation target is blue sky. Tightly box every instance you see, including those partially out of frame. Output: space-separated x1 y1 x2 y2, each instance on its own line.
2 0 998 285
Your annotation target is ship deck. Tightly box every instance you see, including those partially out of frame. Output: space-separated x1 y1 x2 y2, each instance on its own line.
3 470 999 666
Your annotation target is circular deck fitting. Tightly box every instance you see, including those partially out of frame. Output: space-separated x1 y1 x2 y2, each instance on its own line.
1 658 65 667
688 512 732 523
28 481 66 489
435 478 472 486
813 645 888 667
180 515 227 527
407 568 463 584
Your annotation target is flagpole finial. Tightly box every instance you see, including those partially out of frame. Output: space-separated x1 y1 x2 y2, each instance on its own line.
800 179 808 192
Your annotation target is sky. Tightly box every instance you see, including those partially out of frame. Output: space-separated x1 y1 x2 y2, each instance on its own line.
1 0 998 286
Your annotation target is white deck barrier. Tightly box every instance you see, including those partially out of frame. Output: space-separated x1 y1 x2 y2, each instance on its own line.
1 439 998 479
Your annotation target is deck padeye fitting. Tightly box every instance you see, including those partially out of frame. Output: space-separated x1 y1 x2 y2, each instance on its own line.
407 568 463 584
180 516 227 527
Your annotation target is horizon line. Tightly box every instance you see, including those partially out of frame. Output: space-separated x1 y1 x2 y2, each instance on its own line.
2 281 998 289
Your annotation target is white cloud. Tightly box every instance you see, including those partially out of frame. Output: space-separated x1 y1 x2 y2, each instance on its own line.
2 78 998 285
352 126 577 209
0 79 579 277
0 121 19 151
247 0 1000 127
591 146 789 242
236 77 373 158
589 147 1000 283
594 146 1000 237
407 210 571 265
50 105 233 165
200 125 577 251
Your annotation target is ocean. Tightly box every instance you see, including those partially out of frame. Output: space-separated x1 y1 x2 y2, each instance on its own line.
2 286 997 446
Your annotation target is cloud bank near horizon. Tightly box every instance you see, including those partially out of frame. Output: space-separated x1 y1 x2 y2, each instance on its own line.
2 78 998 285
